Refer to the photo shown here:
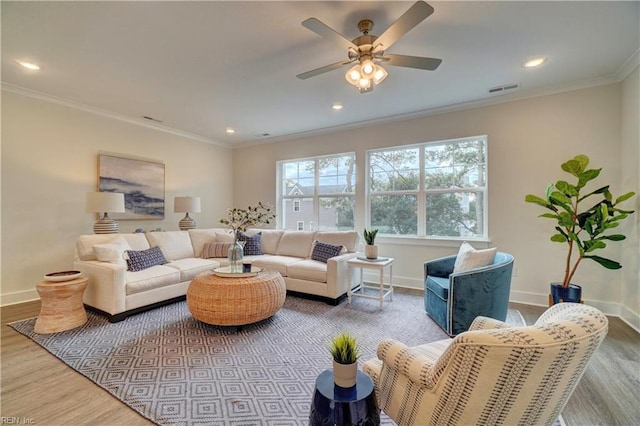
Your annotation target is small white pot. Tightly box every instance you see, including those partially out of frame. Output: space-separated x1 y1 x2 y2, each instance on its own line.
333 360 357 388
364 244 378 259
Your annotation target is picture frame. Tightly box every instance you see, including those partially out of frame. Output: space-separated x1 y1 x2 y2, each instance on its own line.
98 154 165 220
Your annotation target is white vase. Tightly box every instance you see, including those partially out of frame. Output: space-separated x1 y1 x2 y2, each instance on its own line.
333 360 357 388
364 244 378 259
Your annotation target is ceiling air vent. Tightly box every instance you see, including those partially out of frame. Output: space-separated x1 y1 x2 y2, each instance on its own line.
489 83 520 94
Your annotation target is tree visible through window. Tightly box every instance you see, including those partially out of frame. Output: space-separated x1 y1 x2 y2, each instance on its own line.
368 137 487 238
278 153 356 231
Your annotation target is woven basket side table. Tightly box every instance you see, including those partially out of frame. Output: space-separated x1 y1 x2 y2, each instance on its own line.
34 277 88 334
187 269 286 326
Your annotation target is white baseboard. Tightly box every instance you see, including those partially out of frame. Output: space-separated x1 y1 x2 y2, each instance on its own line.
4 276 640 333
369 273 640 332
619 305 640 333
0 289 39 306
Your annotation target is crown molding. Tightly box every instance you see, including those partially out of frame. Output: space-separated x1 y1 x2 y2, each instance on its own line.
616 48 640 81
1 83 231 148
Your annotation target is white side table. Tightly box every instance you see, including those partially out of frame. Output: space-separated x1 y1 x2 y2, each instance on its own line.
347 256 394 308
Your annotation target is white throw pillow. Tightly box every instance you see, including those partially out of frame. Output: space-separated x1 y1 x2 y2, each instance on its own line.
453 241 497 273
93 236 132 265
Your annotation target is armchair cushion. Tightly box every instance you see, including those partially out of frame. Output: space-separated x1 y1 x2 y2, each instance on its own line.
453 241 497 273
425 275 448 300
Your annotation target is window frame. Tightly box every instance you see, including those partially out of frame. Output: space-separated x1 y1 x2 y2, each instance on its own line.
366 136 488 241
277 152 356 231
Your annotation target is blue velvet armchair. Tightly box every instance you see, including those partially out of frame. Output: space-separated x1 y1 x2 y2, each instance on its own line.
424 252 514 336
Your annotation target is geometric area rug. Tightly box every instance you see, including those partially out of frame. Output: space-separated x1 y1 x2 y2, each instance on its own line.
9 292 526 425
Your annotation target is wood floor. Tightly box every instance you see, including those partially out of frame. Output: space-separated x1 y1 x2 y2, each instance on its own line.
1 299 639 425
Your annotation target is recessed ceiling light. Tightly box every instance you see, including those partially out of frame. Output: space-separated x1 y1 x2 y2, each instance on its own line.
16 60 41 71
331 103 343 110
523 57 547 68
225 128 236 134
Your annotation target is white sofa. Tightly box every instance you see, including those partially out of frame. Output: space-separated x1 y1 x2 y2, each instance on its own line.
73 228 361 322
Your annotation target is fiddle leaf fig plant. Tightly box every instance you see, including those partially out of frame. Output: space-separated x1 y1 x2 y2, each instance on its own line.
525 154 635 288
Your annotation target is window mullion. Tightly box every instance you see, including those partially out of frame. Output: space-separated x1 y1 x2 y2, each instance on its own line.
417 145 426 236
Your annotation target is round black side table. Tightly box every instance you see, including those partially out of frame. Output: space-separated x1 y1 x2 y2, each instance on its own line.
309 369 380 426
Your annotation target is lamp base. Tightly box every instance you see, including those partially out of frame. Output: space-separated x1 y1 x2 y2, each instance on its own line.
94 214 119 234
179 214 196 231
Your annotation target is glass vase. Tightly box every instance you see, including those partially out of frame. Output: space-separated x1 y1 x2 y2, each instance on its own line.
228 240 244 273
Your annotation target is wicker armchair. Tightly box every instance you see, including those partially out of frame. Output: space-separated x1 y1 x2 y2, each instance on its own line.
363 303 608 426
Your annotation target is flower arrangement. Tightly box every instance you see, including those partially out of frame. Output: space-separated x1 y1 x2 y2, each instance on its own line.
219 202 276 239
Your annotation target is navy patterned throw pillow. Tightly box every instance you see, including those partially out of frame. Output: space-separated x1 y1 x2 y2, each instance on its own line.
311 240 344 263
125 246 167 272
238 232 262 255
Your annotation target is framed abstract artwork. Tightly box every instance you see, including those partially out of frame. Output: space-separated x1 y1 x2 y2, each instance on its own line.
98 154 165 220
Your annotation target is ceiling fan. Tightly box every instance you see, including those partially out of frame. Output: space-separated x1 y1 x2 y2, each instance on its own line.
296 0 442 93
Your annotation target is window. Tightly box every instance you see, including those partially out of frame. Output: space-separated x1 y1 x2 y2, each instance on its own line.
278 153 356 231
367 136 487 239
297 221 304 231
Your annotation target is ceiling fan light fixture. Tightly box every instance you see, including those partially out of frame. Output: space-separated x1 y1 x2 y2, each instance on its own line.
358 78 371 90
360 59 376 78
373 66 388 84
345 65 361 86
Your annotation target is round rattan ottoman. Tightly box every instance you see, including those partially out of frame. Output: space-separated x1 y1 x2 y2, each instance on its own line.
187 269 286 326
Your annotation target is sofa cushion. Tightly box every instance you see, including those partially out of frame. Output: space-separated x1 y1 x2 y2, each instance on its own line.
276 231 316 257
311 240 344 263
125 246 168 272
314 231 359 253
186 229 233 256
286 259 327 283
248 229 283 255
76 233 150 261
125 265 181 295
453 241 497 273
146 231 194 261
250 255 302 277
238 232 262 255
93 236 131 266
201 242 233 258
165 258 219 281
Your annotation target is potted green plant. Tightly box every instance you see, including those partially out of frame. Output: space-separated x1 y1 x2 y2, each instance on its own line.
329 331 360 388
363 228 379 259
525 154 635 304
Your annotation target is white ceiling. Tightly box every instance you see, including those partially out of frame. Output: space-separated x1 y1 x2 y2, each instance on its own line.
2 1 638 147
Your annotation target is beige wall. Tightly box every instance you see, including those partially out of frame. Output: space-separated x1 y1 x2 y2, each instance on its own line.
620 66 640 329
1 91 233 304
234 83 635 316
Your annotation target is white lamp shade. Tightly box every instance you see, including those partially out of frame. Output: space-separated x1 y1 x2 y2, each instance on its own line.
86 192 125 213
174 196 201 213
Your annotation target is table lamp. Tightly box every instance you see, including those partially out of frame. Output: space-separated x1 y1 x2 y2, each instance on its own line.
174 196 201 230
87 192 125 234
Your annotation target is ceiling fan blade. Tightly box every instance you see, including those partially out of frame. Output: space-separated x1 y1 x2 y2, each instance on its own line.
382 54 442 71
296 60 352 80
302 18 358 52
373 1 434 53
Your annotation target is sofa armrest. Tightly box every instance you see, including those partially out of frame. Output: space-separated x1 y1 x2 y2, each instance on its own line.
469 316 514 331
424 255 456 279
326 252 360 298
376 339 439 389
73 260 127 315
